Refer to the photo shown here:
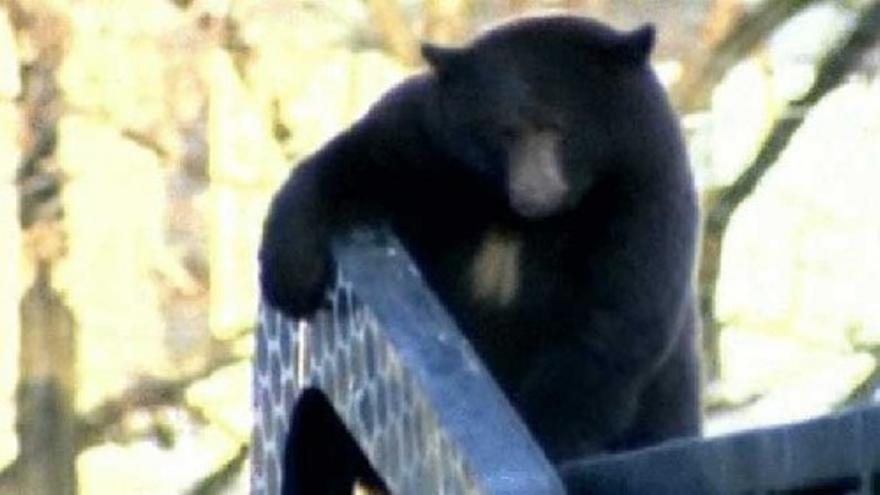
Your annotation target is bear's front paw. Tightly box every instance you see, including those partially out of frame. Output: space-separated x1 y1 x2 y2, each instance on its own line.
258 236 333 318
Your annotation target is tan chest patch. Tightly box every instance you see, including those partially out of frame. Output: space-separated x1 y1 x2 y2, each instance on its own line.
471 229 522 307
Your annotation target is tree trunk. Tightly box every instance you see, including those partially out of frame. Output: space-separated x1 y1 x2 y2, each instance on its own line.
10 2 76 493
672 0 826 113
17 263 77 495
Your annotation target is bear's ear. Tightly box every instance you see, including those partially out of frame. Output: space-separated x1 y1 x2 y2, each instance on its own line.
421 42 466 76
615 24 655 65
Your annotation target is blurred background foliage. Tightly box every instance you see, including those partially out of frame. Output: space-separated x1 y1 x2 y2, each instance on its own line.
0 0 878 493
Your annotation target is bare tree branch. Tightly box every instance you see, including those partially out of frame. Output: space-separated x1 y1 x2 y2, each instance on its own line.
699 0 880 379
839 342 880 407
1 330 248 494
0 459 21 492
366 0 420 65
424 0 473 43
705 0 880 232
186 444 249 495
76 332 248 451
673 0 827 113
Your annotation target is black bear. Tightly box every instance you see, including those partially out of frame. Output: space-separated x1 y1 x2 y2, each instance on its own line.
261 14 701 490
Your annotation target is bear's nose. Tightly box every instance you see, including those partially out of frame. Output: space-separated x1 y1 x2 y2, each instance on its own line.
507 130 570 219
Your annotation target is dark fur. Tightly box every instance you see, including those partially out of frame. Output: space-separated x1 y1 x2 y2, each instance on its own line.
261 15 701 489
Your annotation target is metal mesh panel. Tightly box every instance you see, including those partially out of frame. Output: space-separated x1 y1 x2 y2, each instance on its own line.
251 228 563 495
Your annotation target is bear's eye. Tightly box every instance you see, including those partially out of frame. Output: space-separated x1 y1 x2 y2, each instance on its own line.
499 125 519 142
521 103 564 134
533 114 564 134
540 120 563 133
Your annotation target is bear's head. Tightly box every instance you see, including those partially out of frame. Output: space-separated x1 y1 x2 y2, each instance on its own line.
422 16 656 219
